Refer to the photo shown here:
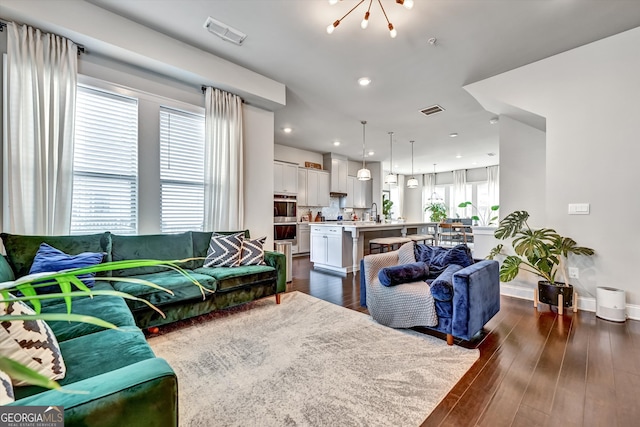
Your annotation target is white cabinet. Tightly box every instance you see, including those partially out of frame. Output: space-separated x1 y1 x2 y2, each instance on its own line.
323 153 348 194
297 169 308 205
310 225 343 266
298 223 310 253
345 176 371 208
274 161 298 194
302 168 330 207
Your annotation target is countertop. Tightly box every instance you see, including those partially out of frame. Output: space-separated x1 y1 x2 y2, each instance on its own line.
309 221 435 228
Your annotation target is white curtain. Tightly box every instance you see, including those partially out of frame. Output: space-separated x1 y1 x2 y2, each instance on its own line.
203 87 244 231
422 173 436 220
487 165 500 216
452 169 467 218
3 23 77 235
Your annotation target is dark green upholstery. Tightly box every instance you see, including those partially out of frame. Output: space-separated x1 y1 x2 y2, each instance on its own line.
111 232 194 276
0 232 112 277
112 271 216 310
0 255 15 282
14 326 154 400
9 358 177 427
44 294 137 342
195 264 276 291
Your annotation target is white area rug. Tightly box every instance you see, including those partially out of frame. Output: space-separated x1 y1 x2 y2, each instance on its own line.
148 291 479 427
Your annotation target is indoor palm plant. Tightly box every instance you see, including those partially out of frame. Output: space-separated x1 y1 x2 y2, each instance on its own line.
488 210 594 308
424 202 447 223
0 259 204 389
458 201 499 226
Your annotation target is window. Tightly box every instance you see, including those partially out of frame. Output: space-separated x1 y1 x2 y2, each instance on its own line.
71 86 138 235
159 107 205 233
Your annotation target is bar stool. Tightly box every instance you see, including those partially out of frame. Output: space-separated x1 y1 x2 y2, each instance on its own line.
407 234 435 245
369 236 411 254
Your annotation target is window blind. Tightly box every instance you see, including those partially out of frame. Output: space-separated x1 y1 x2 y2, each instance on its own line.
71 85 138 235
159 107 205 233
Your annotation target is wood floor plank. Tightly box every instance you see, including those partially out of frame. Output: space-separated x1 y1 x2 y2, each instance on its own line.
511 404 549 427
545 311 590 427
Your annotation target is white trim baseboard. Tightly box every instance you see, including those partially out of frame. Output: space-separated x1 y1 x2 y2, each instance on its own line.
500 284 640 321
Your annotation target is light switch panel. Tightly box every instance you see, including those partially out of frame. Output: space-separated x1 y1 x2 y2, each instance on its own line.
568 203 590 215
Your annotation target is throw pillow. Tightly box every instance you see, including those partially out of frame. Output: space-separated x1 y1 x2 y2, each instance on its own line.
397 241 416 265
378 262 429 287
29 243 104 293
415 244 474 277
430 264 463 302
0 370 14 405
204 232 245 267
0 299 66 386
240 236 267 266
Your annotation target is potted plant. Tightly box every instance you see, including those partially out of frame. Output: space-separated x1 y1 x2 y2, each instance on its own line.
382 196 394 222
488 210 594 309
458 201 499 226
424 202 447 223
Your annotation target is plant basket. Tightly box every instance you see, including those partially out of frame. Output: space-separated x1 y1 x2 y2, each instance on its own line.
538 281 573 307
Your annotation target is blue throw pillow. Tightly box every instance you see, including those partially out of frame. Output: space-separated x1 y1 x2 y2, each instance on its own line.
378 262 429 287
415 244 474 277
430 264 463 301
29 243 104 293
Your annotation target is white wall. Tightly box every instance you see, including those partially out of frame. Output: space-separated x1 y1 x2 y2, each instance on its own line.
466 25 640 305
498 116 546 227
274 144 323 168
244 106 275 248
403 176 424 222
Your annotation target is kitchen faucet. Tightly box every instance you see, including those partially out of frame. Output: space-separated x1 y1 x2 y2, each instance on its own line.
371 202 378 223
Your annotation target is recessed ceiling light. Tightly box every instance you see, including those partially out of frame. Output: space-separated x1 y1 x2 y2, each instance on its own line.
489 117 499 125
368 151 375 156
472 162 478 165
333 141 341 146
449 132 458 138
283 127 292 133
455 155 462 159
358 77 371 86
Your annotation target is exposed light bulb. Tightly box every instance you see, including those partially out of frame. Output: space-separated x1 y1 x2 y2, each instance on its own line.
328 0 339 5
327 20 339 34
403 0 414 9
361 11 370 29
388 24 397 38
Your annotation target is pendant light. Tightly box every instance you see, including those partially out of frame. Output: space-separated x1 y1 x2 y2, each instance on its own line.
357 120 371 180
406 140 419 188
427 163 443 202
384 131 397 185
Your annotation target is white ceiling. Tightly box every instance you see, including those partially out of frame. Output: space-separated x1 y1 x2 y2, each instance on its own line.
86 0 640 175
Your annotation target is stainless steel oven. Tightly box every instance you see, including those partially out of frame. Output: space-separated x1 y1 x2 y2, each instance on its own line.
274 194 297 223
274 222 297 245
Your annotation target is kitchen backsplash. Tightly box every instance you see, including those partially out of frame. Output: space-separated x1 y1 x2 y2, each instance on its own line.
299 197 368 221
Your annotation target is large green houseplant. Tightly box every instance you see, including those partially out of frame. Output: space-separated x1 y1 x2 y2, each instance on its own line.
424 202 447 223
0 259 204 389
488 210 595 307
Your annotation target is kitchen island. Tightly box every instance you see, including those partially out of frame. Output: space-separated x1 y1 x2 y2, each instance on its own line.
309 221 438 274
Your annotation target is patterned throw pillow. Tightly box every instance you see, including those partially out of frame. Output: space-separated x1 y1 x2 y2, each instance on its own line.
240 236 267 266
0 370 14 405
0 300 66 386
29 243 104 292
204 233 245 267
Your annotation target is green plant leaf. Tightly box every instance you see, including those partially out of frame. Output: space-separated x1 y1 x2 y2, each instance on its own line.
499 256 523 282
494 210 529 239
487 244 504 260
0 357 61 390
558 237 595 257
458 201 472 208
471 215 480 221
490 205 500 211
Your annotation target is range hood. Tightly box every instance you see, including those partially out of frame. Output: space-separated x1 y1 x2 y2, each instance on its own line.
323 153 349 197
330 191 347 197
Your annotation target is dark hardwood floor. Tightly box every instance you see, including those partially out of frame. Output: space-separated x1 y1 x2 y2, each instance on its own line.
288 255 640 427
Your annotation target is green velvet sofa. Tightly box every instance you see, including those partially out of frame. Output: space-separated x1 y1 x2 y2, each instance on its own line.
0 230 286 425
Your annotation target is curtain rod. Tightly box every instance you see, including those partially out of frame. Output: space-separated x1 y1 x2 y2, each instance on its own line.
0 19 84 55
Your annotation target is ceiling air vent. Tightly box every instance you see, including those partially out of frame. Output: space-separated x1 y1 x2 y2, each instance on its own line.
203 17 247 46
419 105 445 116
